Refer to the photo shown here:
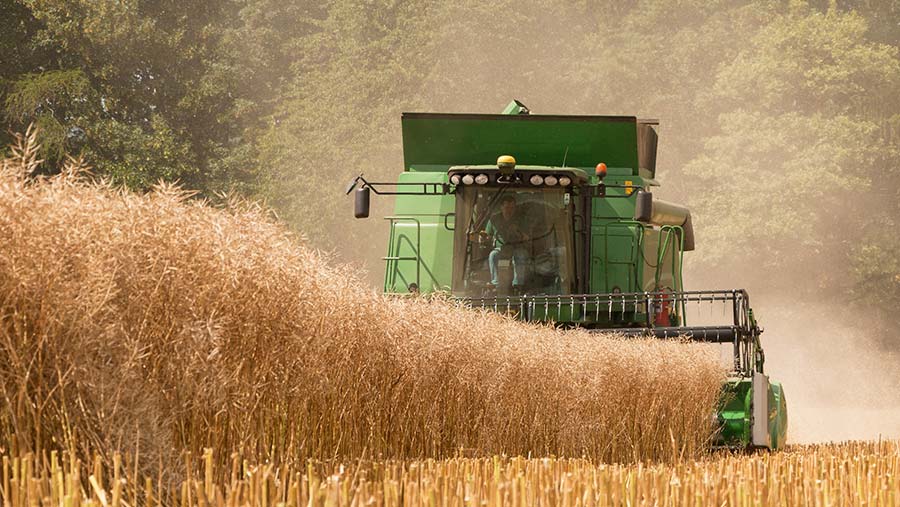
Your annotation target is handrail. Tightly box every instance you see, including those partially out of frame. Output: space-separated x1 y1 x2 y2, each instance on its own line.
443 213 455 231
383 216 422 291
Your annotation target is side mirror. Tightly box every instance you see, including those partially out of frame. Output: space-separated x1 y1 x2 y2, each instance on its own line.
354 186 371 219
634 190 653 222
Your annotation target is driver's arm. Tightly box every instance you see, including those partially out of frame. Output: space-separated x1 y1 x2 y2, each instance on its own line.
470 220 493 242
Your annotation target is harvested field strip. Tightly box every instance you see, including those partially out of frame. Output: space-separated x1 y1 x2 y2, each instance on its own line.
2 441 900 507
1 131 720 467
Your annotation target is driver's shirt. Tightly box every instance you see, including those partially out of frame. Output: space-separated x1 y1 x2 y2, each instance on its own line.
486 212 528 248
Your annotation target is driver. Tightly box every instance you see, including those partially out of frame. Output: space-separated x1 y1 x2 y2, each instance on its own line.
485 195 529 289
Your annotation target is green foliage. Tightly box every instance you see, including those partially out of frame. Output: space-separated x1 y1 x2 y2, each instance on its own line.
681 3 900 299
85 116 198 188
851 230 900 325
683 111 881 290
4 69 95 160
710 5 900 114
2 0 250 192
252 0 433 248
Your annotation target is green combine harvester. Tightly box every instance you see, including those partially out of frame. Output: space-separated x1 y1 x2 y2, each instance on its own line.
346 100 788 450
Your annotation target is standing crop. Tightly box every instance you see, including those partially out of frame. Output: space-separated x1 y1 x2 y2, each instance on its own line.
0 130 721 473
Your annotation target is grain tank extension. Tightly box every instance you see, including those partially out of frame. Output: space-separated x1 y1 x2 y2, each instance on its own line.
346 100 788 450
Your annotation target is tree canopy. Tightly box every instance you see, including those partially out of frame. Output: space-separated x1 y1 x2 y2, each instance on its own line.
3 0 899 331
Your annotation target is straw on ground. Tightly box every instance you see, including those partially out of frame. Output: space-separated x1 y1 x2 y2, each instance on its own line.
3 441 900 507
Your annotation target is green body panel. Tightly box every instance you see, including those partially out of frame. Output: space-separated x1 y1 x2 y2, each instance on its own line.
718 379 753 446
385 172 455 293
770 381 789 449
718 377 789 449
591 222 641 294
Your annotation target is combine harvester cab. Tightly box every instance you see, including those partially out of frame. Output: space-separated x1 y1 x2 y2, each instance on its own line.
346 100 787 450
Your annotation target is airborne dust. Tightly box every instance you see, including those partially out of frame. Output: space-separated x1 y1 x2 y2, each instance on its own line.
759 299 900 443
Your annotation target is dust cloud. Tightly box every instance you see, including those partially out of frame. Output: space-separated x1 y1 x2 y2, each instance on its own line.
685 244 900 444
759 299 900 444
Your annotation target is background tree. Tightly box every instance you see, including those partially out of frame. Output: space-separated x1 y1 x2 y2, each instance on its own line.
682 4 900 303
2 0 253 191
